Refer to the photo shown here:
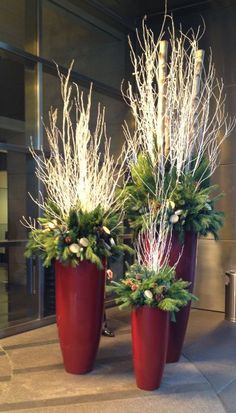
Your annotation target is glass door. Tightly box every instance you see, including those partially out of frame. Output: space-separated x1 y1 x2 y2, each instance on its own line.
0 51 43 335
0 149 40 331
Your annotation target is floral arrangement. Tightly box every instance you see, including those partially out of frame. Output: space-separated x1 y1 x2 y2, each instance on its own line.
107 202 196 314
23 63 132 268
107 262 195 313
25 203 132 268
122 154 224 240
121 17 234 241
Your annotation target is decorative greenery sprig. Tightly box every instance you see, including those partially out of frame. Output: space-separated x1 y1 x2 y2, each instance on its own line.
107 262 196 312
25 202 133 269
167 176 224 241
121 154 224 240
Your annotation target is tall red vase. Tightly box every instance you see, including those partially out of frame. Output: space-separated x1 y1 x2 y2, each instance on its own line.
56 260 105 374
166 231 198 363
131 306 169 390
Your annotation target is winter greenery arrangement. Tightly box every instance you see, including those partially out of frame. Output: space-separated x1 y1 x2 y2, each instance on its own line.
25 203 130 268
107 262 194 312
107 205 196 313
122 16 235 239
23 63 132 269
122 154 224 240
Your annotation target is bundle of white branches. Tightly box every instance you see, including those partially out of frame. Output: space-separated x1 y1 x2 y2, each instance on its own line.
136 199 178 273
23 62 128 228
123 15 235 188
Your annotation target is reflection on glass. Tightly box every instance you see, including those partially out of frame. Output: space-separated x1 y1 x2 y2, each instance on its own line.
0 151 37 242
42 0 126 88
0 152 7 275
0 148 39 328
0 169 7 240
93 91 128 157
44 264 55 317
0 0 25 49
0 246 38 329
0 53 37 147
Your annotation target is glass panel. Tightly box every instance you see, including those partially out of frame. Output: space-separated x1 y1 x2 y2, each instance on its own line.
0 52 37 147
0 149 39 328
0 170 7 242
0 245 38 328
42 71 62 150
0 150 38 242
41 0 126 89
0 0 25 49
93 91 129 157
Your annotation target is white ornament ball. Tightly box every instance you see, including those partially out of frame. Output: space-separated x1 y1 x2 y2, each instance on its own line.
79 237 90 247
144 290 153 299
175 209 183 216
169 214 179 224
205 203 212 211
69 243 80 254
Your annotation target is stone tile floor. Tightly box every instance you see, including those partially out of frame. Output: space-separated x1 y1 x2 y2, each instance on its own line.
0 308 235 412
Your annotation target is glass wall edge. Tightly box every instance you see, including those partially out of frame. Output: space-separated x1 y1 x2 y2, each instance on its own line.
80 0 135 32
0 42 123 101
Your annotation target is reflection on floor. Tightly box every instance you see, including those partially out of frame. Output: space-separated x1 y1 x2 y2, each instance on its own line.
0 308 235 412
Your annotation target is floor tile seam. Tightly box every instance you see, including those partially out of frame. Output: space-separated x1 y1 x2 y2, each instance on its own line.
2 332 130 351
115 329 131 336
0 385 215 412
218 392 236 413
108 317 131 326
0 388 152 411
0 376 11 382
11 355 133 375
0 344 14 401
217 376 236 395
0 346 13 378
13 363 64 374
2 339 58 351
182 352 228 413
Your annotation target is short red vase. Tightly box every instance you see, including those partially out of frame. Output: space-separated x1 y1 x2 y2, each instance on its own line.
131 306 169 390
56 260 105 374
166 231 198 363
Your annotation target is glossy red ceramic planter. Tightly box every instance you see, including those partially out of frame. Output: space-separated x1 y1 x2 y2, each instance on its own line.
131 306 169 390
56 260 105 374
166 231 198 363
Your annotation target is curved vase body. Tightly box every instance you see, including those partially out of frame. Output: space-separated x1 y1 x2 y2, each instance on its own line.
56 260 105 374
166 231 198 363
131 306 169 390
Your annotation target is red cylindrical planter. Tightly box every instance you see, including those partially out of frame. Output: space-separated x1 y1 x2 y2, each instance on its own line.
131 306 169 390
166 231 198 363
56 260 105 374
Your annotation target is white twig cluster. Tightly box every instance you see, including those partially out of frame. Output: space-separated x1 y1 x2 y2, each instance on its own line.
136 201 173 273
123 16 235 187
25 63 127 225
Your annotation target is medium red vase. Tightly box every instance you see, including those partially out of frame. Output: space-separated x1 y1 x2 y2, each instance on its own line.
131 306 169 390
166 231 198 363
56 260 105 374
